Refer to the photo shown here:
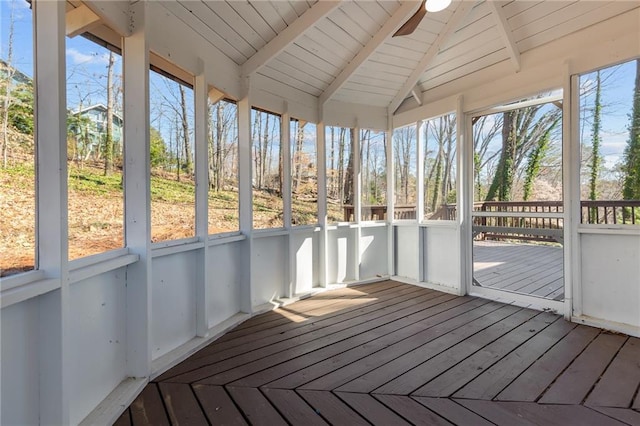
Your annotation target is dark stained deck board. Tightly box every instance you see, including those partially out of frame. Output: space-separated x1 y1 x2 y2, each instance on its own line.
452 318 577 400
496 325 600 402
225 387 287 426
158 287 442 383
412 397 495 426
121 282 640 425
113 409 132 426
193 292 458 385
585 337 640 408
192 384 248 425
232 296 484 388
373 308 539 395
455 400 626 426
158 382 209 425
332 303 522 394
296 390 370 426
226 281 404 332
129 383 170 425
589 406 640 425
261 388 328 426
374 394 454 426
538 333 627 404
215 282 398 341
335 392 412 425
265 298 498 390
412 312 559 397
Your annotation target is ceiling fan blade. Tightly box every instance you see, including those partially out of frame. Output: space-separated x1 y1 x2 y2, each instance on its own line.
393 0 427 37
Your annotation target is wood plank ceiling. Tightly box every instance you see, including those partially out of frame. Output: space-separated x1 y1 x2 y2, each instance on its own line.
162 0 638 111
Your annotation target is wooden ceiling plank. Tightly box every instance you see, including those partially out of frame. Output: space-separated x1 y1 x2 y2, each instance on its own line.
242 0 342 77
487 1 520 72
389 0 474 114
319 1 420 106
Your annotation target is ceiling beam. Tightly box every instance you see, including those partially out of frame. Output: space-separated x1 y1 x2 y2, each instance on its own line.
487 0 521 72
65 4 101 38
318 1 420 106
388 0 474 114
242 1 342 78
83 0 132 37
411 84 423 106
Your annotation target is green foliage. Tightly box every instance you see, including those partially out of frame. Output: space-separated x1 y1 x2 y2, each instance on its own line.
523 118 559 200
150 126 168 168
7 83 34 135
589 70 602 203
623 59 640 200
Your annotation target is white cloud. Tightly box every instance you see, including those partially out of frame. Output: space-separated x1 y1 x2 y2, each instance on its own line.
66 48 110 66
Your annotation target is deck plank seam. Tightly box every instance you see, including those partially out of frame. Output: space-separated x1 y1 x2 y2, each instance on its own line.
581 335 631 407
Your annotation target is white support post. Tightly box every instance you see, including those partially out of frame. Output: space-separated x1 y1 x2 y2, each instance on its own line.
317 120 328 288
416 120 425 281
281 105 293 297
238 85 253 312
194 60 209 336
34 1 69 422
457 95 469 296
386 117 395 277
565 61 580 320
353 125 361 281
123 0 151 379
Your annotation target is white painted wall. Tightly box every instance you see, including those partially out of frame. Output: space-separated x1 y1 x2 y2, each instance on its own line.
291 231 320 295
421 225 460 292
360 226 388 280
68 270 127 425
207 242 243 327
252 235 287 306
327 227 358 284
1 298 40 425
151 252 197 359
394 225 419 281
580 233 640 330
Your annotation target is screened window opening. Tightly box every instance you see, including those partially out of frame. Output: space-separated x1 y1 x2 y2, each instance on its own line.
291 118 317 226
360 129 387 221
252 108 283 229
326 126 354 223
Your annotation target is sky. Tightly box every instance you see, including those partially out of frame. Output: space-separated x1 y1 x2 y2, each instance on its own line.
2 0 637 173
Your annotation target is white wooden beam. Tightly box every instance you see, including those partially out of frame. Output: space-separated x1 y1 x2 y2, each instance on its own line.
83 0 132 37
487 0 521 72
389 0 474 114
123 0 151 379
241 1 342 77
411 84 423 106
318 1 420 106
34 1 70 423
65 4 101 38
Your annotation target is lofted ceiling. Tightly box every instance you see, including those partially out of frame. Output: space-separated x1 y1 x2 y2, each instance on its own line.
73 0 640 114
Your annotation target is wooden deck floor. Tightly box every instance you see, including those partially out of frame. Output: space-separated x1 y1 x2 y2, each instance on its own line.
116 281 640 425
473 240 564 300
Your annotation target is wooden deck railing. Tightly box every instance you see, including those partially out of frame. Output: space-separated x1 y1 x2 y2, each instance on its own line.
343 200 640 231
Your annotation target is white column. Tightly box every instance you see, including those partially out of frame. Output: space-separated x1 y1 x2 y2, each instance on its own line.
194 60 209 335
34 0 69 422
237 84 253 312
416 120 425 281
353 126 361 281
317 120 328 287
457 95 469 296
386 116 395 277
282 107 294 297
123 0 151 378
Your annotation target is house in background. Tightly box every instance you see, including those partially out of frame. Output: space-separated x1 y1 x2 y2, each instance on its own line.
70 103 123 150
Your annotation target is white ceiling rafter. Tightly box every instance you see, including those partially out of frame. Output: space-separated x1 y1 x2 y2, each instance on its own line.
66 4 101 38
241 1 343 78
388 0 474 114
318 1 421 107
487 0 521 72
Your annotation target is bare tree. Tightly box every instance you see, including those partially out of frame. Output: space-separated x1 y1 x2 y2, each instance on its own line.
104 51 115 175
1 0 16 168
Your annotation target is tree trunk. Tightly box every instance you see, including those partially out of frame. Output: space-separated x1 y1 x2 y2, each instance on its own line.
104 51 115 175
179 85 192 176
1 0 16 168
623 59 640 200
